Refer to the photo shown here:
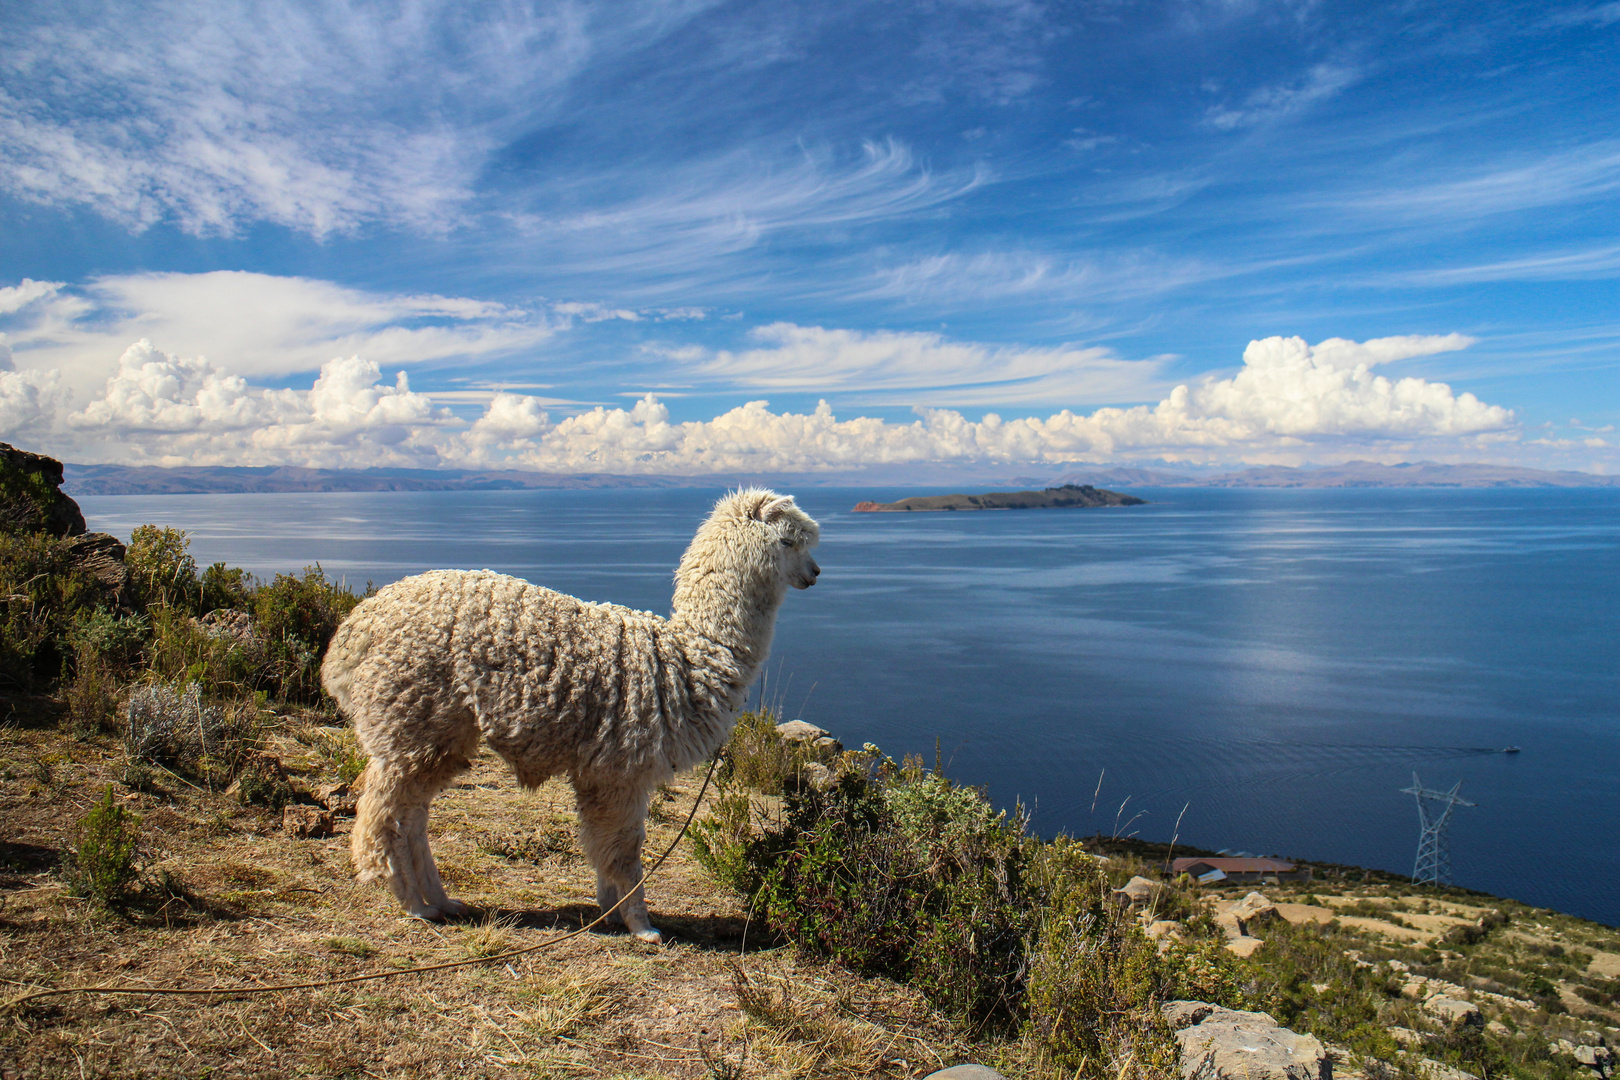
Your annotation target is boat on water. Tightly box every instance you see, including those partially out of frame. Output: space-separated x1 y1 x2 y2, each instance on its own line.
1503 746 1522 754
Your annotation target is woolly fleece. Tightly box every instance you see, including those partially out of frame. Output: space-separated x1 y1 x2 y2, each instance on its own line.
320 488 820 939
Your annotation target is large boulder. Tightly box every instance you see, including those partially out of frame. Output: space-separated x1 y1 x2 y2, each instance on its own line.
1165 1001 1329 1080
0 443 86 537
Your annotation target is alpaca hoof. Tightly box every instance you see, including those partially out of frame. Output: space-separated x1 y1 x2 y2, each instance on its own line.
437 898 470 919
407 904 443 921
632 926 663 945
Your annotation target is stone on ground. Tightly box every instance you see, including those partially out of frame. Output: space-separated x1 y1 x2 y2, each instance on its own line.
1165 1001 1328 1080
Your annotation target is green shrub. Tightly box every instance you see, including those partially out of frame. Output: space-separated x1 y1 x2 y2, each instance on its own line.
1023 856 1180 1073
252 565 365 703
0 532 102 690
64 785 141 907
699 751 1037 1033
200 561 254 613
126 525 201 613
715 709 824 794
64 644 120 737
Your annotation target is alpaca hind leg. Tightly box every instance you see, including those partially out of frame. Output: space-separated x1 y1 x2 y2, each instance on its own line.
352 763 443 920
575 779 659 943
351 740 475 920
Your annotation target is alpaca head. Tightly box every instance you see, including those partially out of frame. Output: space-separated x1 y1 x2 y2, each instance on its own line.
672 489 820 624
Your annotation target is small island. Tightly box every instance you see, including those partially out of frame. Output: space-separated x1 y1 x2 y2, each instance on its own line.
853 483 1146 512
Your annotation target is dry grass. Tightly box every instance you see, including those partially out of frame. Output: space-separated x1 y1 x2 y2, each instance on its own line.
0 711 959 1079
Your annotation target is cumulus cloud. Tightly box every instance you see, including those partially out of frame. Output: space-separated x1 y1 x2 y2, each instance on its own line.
0 278 61 315
0 333 69 442
692 322 1171 406
22 331 1532 471
64 340 450 466
467 332 1513 471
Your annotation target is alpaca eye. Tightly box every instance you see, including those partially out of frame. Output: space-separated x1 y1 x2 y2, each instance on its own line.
780 537 792 546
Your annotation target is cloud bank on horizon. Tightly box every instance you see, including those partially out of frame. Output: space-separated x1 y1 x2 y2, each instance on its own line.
0 0 1615 474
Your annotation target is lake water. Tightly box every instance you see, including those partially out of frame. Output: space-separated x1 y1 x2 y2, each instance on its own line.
81 486 1620 926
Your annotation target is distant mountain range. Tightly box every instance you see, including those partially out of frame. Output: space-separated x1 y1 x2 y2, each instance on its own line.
60 459 1618 495
1044 461 1620 488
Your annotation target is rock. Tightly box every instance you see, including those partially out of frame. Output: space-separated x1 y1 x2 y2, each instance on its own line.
1225 936 1266 958
801 762 836 789
1215 910 1246 939
0 443 86 537
1413 1058 1480 1080
1163 1001 1226 1029
1485 1020 1511 1037
283 805 335 839
313 783 358 816
1147 920 1186 940
1167 1001 1328 1080
1573 1044 1614 1072
923 1067 1007 1080
1228 891 1280 929
776 719 831 742
1113 875 1160 908
1389 1026 1425 1049
811 735 843 753
1387 959 1411 973
1401 978 1432 1000
1423 996 1483 1028
64 532 128 594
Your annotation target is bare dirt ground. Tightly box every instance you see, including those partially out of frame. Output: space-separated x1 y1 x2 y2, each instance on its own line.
0 716 960 1080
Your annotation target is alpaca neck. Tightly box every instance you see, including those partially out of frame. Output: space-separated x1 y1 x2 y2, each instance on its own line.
670 571 786 683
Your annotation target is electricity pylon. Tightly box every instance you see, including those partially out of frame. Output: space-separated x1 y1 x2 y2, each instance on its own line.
1401 773 1474 886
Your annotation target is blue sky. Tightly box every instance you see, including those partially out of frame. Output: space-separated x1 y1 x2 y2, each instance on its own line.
1 0 1616 474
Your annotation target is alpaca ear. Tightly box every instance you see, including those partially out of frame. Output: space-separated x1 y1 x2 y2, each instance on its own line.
757 495 796 522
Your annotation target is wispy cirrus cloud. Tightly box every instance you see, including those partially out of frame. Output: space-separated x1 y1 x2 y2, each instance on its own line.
1204 63 1360 131
3 271 562 390
497 139 986 293
0 0 721 236
686 322 1172 407
1373 245 1620 286
1325 143 1620 222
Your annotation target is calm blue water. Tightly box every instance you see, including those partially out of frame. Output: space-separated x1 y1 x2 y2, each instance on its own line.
81 487 1620 926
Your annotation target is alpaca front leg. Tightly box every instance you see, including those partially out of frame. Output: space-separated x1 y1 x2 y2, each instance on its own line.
575 780 660 943
406 804 468 919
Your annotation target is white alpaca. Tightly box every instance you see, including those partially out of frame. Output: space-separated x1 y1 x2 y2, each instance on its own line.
320 489 819 941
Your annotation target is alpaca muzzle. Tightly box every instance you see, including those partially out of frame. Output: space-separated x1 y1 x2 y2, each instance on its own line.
792 559 820 589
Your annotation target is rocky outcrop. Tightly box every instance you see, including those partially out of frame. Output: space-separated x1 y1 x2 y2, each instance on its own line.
1214 891 1278 955
1164 1001 1329 1080
1113 875 1161 908
1422 996 1483 1028
1 443 86 537
776 719 842 753
64 531 128 594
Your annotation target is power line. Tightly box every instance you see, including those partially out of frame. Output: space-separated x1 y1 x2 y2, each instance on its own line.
1401 772 1474 886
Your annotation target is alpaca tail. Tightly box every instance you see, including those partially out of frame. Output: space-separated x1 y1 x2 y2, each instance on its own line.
349 760 391 884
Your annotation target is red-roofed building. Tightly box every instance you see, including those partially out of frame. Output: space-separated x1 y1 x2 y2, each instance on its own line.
1169 857 1311 884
